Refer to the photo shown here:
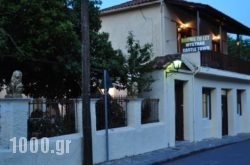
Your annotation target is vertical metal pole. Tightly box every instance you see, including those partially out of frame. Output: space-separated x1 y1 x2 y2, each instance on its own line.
196 10 200 36
81 0 93 164
219 25 223 53
237 34 240 57
104 70 109 161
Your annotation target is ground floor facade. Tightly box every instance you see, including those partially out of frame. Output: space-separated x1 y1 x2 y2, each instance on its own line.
1 67 250 163
146 58 250 147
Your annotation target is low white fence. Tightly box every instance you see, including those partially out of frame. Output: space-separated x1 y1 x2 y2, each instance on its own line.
0 97 165 165
0 98 82 165
88 98 167 164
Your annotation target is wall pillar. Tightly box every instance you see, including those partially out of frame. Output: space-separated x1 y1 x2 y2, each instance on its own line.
211 88 222 138
166 78 175 146
127 99 143 128
0 98 31 149
241 89 250 133
227 89 237 136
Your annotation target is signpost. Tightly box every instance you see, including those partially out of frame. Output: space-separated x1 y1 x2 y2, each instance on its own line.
103 69 110 161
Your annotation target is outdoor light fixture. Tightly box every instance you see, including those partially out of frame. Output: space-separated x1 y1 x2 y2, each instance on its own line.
177 23 190 32
165 59 182 78
212 34 221 41
173 59 182 71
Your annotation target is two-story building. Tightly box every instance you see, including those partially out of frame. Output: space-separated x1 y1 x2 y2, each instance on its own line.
100 0 250 147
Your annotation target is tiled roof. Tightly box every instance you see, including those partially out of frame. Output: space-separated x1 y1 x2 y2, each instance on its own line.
153 54 182 69
101 0 250 36
101 0 159 13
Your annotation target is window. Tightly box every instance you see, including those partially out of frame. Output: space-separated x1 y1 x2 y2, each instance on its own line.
141 98 159 124
237 90 243 116
202 88 212 119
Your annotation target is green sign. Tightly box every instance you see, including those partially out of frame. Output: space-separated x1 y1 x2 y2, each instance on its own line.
181 34 212 53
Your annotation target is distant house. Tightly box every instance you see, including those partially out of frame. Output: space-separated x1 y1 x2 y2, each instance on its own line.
100 0 250 146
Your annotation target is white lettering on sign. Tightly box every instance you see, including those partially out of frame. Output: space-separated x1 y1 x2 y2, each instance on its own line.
181 34 212 53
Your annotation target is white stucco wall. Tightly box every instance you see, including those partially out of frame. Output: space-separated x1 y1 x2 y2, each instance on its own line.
101 4 165 57
239 90 250 132
0 134 82 165
89 98 168 164
0 98 82 165
193 74 250 140
0 99 30 148
143 56 250 144
101 3 184 57
1 79 250 164
0 97 168 164
144 69 196 145
101 2 231 59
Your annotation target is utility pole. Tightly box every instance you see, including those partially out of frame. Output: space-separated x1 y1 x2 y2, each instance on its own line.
81 0 93 164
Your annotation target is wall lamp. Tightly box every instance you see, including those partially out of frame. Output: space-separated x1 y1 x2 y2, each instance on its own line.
165 59 182 78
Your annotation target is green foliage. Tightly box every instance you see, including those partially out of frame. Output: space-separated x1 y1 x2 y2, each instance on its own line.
0 0 154 99
125 32 154 95
227 35 250 61
0 0 82 98
0 0 125 99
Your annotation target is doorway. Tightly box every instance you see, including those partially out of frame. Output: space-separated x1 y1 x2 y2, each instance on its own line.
175 80 184 140
221 90 228 136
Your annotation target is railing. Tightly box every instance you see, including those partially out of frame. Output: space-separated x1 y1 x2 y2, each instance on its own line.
141 98 159 124
200 51 250 75
95 96 128 130
28 99 77 139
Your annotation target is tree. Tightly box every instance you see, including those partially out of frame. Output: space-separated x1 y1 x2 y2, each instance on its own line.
0 0 82 98
124 32 154 96
227 35 250 61
0 0 126 99
70 0 126 96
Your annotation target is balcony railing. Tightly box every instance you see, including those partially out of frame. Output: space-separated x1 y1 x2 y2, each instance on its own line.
200 51 250 75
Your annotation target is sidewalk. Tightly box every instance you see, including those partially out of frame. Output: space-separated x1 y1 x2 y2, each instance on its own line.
97 133 250 165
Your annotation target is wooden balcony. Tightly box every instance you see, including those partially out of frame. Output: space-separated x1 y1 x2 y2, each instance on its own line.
200 51 250 75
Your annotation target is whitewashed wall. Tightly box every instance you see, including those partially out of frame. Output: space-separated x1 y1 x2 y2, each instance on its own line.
0 134 82 165
193 74 250 141
0 98 166 165
143 52 250 144
1 77 250 164
101 3 171 57
88 99 168 164
0 98 82 165
101 3 183 57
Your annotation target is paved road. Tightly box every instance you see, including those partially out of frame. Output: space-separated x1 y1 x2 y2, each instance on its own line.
160 139 250 165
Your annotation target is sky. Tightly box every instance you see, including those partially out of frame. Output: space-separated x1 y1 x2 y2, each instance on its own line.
101 0 250 28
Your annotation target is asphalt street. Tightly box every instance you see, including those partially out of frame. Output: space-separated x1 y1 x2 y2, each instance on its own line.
161 139 250 165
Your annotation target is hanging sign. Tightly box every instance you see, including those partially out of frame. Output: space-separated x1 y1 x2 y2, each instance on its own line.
181 34 212 53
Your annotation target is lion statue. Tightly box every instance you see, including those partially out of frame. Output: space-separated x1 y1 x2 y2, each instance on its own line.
5 70 24 98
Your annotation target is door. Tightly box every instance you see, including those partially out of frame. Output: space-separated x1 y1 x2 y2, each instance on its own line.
175 80 184 140
221 90 228 136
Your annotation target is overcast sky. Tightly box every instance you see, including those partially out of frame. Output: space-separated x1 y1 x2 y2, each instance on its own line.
101 0 250 28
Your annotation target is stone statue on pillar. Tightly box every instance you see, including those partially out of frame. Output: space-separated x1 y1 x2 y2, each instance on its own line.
5 70 24 98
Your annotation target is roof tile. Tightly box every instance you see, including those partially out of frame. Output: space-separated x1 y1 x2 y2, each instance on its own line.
101 0 159 12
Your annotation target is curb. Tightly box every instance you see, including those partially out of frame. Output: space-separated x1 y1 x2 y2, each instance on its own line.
97 133 250 165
